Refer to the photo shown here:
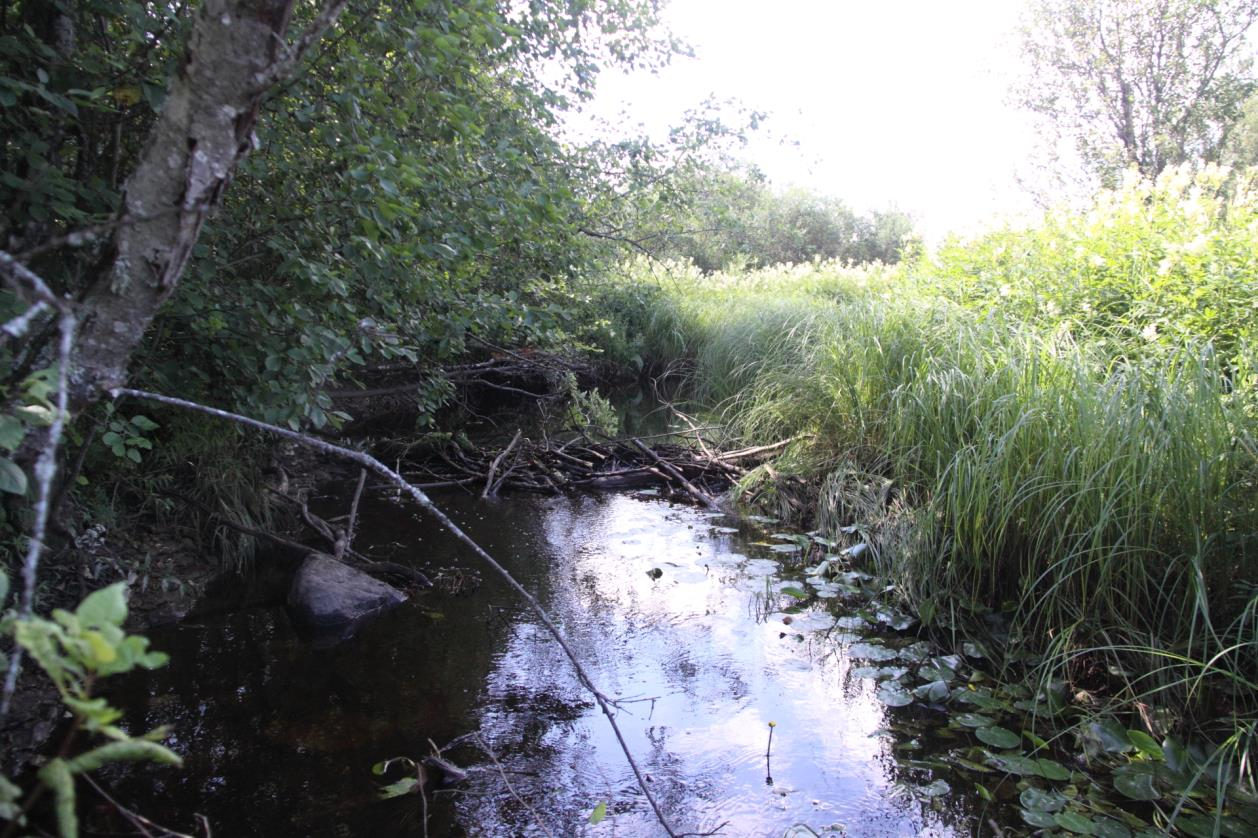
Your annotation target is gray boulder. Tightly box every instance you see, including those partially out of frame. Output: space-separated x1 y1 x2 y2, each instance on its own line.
287 553 407 628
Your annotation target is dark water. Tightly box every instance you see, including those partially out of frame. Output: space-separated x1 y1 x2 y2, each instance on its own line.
103 491 980 837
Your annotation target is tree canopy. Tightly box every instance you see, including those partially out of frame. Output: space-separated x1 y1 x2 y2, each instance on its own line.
1018 0 1258 184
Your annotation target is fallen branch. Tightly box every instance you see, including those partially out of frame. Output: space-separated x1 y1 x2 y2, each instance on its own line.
632 439 724 512
716 435 808 462
110 387 679 837
481 429 522 499
335 468 367 560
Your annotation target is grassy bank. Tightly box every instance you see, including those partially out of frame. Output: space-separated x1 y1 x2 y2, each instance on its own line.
595 166 1258 766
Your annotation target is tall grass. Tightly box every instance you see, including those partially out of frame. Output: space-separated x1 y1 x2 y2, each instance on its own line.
592 171 1258 739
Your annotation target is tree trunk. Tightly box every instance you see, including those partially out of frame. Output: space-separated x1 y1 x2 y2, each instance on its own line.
70 0 297 410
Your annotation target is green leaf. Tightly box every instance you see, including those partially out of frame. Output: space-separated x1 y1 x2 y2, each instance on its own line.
779 586 808 599
1088 719 1134 754
955 712 996 728
1035 758 1071 781
1020 787 1067 812
1022 808 1059 829
1054 810 1098 834
975 725 1021 749
1125 729 1163 760
876 682 914 707
377 777 419 800
1112 764 1160 801
0 415 24 451
66 739 181 773
0 568 8 607
76 583 128 628
38 758 77 838
0 457 26 495
588 801 608 824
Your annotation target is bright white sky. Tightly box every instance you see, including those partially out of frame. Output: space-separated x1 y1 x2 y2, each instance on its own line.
579 0 1044 241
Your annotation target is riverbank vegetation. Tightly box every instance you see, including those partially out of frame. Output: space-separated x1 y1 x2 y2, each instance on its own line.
589 162 1258 828
2 0 1257 834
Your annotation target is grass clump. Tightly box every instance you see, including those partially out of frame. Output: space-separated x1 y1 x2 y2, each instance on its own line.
594 166 1258 771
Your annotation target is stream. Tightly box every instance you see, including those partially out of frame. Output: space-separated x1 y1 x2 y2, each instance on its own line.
103 489 989 836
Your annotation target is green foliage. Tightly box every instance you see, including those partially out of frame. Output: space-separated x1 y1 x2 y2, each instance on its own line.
596 166 1258 786
622 166 918 272
1017 0 1258 183
1 583 180 837
920 164 1258 383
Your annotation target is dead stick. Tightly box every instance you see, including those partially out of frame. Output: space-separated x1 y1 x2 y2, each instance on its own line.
336 468 367 559
482 429 523 499
632 440 723 511
716 436 807 462
110 387 679 838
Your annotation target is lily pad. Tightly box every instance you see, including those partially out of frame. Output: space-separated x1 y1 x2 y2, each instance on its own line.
1112 764 1159 801
849 642 899 662
1022 808 1059 828
769 543 802 553
1035 758 1072 781
955 713 997 728
1087 719 1135 755
1125 730 1163 760
975 725 1021 749
712 526 740 534
1020 787 1068 812
1054 810 1098 834
876 682 914 707
913 680 951 702
918 779 950 798
1092 819 1133 838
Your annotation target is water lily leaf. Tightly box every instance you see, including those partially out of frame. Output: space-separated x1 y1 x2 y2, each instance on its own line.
1022 808 1059 828
770 543 802 553
1055 810 1098 834
963 642 987 659
779 586 808 600
874 609 917 630
745 515 777 524
898 642 932 662
849 642 899 662
769 533 797 541
1125 730 1163 760
919 664 956 683
1088 719 1134 754
1035 758 1071 781
876 682 914 707
1092 818 1133 838
1173 813 1249 838
975 726 1021 749
1112 765 1159 801
956 713 997 728
918 779 950 798
953 757 994 773
712 526 739 534
913 680 951 702
1021 787 1068 812
956 691 1009 712
987 753 1041 775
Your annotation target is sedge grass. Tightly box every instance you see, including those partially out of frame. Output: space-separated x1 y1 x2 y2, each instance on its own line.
596 257 1258 741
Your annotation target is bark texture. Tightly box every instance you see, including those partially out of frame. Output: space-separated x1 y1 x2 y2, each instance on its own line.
71 0 296 407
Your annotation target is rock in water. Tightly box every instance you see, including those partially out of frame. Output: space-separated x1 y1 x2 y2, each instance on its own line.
288 553 407 628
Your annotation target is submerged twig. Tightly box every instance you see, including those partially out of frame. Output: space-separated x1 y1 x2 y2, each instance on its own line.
110 387 680 837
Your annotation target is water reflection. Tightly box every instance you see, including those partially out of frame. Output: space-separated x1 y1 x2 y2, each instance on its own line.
102 492 972 836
